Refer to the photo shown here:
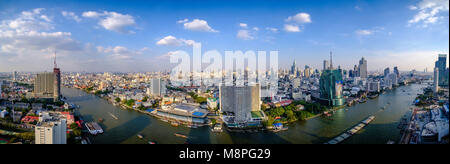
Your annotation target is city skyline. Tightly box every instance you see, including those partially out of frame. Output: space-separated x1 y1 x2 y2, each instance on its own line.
0 0 449 73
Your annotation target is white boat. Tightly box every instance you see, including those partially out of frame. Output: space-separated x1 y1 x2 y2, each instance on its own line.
85 122 104 135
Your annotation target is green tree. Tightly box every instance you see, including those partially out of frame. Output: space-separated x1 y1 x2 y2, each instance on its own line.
115 97 121 103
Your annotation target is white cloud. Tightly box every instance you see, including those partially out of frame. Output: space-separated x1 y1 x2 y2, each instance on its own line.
253 27 259 31
183 19 218 32
355 29 373 36
284 24 300 32
82 11 103 18
239 23 248 28
62 11 81 22
156 35 198 46
408 0 449 27
286 12 312 24
236 30 254 40
355 6 362 11
266 27 278 33
177 18 189 24
82 11 136 33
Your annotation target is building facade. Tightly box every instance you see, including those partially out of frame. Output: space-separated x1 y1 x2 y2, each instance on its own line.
319 69 345 106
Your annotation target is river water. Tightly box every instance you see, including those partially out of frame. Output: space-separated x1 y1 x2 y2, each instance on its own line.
62 83 423 144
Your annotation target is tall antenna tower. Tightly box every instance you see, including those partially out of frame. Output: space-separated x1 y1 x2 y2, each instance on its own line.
54 50 57 69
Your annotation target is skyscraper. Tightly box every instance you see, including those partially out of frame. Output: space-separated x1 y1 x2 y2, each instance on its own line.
12 71 17 82
434 67 439 93
393 66 400 78
291 60 297 75
34 72 56 99
319 70 344 106
149 78 166 97
384 67 390 77
53 53 61 101
219 83 262 124
323 60 329 71
319 53 345 106
358 57 367 78
435 54 448 86
35 112 67 144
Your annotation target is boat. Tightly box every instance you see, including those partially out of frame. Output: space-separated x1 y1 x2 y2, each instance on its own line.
137 134 144 139
171 122 179 127
148 141 156 144
386 140 396 144
109 112 118 120
212 123 223 132
98 118 104 123
175 133 188 138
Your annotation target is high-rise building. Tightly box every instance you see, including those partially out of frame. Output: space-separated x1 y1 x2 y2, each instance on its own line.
384 67 390 77
34 72 56 99
434 67 439 93
53 53 61 101
12 71 17 82
35 112 67 144
358 57 368 78
319 53 344 106
323 60 329 71
149 78 166 97
435 54 448 86
368 81 380 93
219 83 263 124
291 60 297 75
319 70 344 106
393 66 400 78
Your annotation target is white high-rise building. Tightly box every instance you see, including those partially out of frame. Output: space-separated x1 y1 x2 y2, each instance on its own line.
434 67 439 93
0 81 3 99
358 57 368 78
35 112 67 144
368 81 380 93
219 83 262 124
149 78 166 97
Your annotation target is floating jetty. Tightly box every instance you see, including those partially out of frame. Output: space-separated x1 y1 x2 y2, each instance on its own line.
85 122 104 135
325 115 375 144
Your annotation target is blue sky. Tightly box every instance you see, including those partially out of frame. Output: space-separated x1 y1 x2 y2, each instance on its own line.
0 0 448 72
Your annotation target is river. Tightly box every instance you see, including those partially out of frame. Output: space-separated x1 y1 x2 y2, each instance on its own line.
62 83 424 144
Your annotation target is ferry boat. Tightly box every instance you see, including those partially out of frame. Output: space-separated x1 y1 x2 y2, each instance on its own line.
148 141 156 144
137 134 144 139
175 133 188 138
85 122 104 135
212 123 223 132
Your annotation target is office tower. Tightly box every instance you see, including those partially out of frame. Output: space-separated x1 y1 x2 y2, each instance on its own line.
387 73 398 86
319 53 344 106
34 72 56 98
292 77 301 89
0 81 2 99
219 83 261 124
35 112 67 144
384 67 390 77
435 54 448 86
319 70 344 106
353 65 359 77
323 60 329 71
393 66 400 78
358 57 368 78
434 67 439 93
368 81 380 93
291 60 296 75
12 71 17 82
53 53 61 101
150 78 166 97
